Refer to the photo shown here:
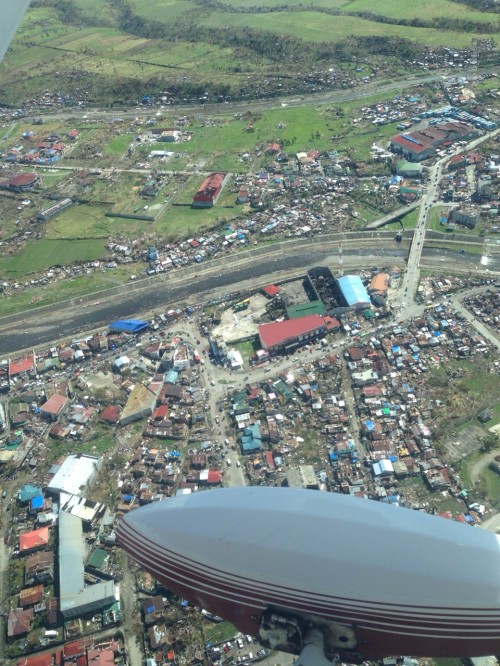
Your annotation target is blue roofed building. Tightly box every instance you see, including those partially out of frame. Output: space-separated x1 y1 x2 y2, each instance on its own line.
240 423 262 454
337 275 371 309
108 319 149 334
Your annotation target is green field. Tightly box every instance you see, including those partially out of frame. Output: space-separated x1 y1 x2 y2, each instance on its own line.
0 269 141 317
0 238 109 279
1 0 498 106
347 0 495 23
199 10 497 47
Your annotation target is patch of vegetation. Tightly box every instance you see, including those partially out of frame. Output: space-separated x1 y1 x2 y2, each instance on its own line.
203 620 238 644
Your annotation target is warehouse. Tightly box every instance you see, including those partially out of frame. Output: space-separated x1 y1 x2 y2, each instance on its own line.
390 121 478 162
36 198 73 221
337 275 371 309
119 383 157 426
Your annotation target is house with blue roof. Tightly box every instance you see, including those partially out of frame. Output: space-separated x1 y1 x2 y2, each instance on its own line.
18 484 43 504
240 423 262 454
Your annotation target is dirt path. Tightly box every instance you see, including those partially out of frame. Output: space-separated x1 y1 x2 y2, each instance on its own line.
470 448 500 486
119 557 143 666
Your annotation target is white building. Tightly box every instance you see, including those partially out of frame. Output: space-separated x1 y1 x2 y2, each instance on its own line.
47 454 101 497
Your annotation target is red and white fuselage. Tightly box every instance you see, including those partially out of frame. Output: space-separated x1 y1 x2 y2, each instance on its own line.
116 487 500 660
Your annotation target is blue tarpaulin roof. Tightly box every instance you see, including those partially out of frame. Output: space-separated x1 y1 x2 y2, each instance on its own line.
30 495 44 509
109 319 148 334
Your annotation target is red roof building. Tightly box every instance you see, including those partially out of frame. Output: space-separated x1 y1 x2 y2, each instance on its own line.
9 352 36 377
63 638 94 660
87 648 114 666
19 526 49 553
206 470 222 485
18 651 61 666
153 405 168 420
259 315 328 353
8 173 39 191
8 608 34 637
390 121 478 162
19 584 44 607
100 405 121 424
192 172 228 208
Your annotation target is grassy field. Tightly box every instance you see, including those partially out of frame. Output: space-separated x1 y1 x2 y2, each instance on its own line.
0 238 109 279
0 268 141 317
199 11 497 47
347 0 495 23
45 205 111 239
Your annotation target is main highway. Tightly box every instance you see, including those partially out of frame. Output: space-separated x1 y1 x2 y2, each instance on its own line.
29 64 498 124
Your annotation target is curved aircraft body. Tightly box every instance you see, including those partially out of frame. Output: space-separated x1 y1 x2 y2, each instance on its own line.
117 487 500 661
0 1 31 63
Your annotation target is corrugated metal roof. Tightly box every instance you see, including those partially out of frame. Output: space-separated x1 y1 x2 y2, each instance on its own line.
47 454 100 497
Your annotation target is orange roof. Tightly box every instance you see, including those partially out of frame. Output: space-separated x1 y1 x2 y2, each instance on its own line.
369 273 389 293
19 527 49 552
19 585 44 607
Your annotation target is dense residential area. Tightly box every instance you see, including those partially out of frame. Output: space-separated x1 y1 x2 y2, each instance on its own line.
0 2 500 666
0 262 499 666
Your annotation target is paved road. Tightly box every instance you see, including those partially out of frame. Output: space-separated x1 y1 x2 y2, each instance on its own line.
394 127 500 316
34 65 496 124
366 202 420 229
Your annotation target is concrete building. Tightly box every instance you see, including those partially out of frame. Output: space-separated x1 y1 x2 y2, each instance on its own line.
47 454 101 497
285 465 319 490
59 511 116 619
450 206 480 229
172 345 190 371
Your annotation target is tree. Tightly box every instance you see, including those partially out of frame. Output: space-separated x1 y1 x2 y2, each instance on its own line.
480 432 500 454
